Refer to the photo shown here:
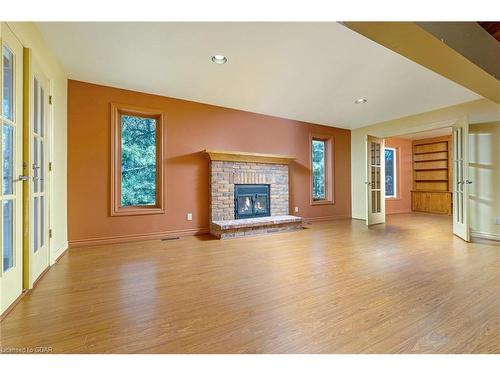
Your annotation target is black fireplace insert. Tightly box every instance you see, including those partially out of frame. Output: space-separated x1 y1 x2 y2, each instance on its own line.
234 184 270 219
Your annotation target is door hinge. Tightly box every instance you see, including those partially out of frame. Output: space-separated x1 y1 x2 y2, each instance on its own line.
49 229 53 239
49 162 52 172
49 95 53 105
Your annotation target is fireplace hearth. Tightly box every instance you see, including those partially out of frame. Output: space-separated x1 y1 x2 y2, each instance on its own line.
234 184 270 219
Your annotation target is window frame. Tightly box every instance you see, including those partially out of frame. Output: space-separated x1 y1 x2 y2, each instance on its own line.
110 103 165 216
309 133 334 206
384 146 398 199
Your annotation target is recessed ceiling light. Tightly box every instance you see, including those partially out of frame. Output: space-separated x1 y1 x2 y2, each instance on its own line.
354 98 367 104
211 55 227 64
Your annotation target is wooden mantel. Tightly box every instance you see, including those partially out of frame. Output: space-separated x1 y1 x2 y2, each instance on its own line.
203 149 296 165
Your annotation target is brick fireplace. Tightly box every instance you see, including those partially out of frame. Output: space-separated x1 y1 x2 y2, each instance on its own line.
204 150 303 239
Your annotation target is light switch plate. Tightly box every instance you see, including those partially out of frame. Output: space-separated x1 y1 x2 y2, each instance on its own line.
187 213 193 221
495 217 500 225
294 206 299 213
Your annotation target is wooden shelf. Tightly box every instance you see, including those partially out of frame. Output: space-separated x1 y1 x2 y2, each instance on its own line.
415 179 448 182
412 190 451 193
412 135 452 215
413 150 448 155
414 168 449 171
204 149 296 165
414 158 448 162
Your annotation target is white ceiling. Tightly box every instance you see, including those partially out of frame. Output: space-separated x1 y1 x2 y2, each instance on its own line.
36 22 481 129
396 127 452 140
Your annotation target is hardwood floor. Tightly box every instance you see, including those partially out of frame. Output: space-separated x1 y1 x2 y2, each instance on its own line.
1 213 499 353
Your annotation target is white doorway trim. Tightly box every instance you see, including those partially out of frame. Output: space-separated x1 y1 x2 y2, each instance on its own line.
365 116 470 241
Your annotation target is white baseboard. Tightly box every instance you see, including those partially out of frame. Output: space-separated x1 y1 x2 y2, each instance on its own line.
51 241 69 265
471 231 500 242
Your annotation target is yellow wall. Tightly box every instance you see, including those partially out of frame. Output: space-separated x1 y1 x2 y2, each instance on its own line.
469 122 500 240
7 22 68 261
351 99 500 238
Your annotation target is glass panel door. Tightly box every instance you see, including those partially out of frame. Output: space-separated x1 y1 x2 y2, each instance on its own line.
1 23 24 315
452 121 470 241
28 58 50 285
366 135 385 226
3 47 15 273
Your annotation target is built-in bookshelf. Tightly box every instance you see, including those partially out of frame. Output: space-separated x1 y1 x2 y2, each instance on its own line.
411 135 452 215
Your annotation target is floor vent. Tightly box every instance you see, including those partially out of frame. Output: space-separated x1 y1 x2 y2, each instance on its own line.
161 237 180 241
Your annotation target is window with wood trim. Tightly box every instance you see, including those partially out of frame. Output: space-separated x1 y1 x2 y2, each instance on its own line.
310 134 333 205
111 103 164 216
385 147 397 198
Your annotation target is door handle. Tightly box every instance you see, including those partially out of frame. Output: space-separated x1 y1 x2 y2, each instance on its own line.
464 179 473 185
18 175 29 181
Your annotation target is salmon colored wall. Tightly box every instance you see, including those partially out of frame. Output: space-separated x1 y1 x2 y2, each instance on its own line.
385 137 412 214
68 80 351 246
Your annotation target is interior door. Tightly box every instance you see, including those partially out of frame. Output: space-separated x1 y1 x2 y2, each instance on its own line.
27 57 50 285
1 24 24 315
366 135 385 225
452 120 470 241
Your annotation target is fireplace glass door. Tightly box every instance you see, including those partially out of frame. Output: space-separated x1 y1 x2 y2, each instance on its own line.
237 195 253 216
254 194 268 215
234 184 270 219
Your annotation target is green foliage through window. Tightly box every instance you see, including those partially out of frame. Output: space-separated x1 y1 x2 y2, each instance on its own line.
121 114 157 206
385 148 395 197
312 139 326 200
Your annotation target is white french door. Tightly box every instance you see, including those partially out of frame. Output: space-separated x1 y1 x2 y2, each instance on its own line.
452 120 470 241
366 135 385 226
0 24 24 315
27 57 50 285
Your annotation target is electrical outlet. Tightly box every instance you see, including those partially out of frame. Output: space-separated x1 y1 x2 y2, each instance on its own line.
187 213 193 221
495 217 500 225
294 206 299 213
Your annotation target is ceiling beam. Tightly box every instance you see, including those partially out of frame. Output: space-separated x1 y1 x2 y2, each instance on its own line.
343 22 500 105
